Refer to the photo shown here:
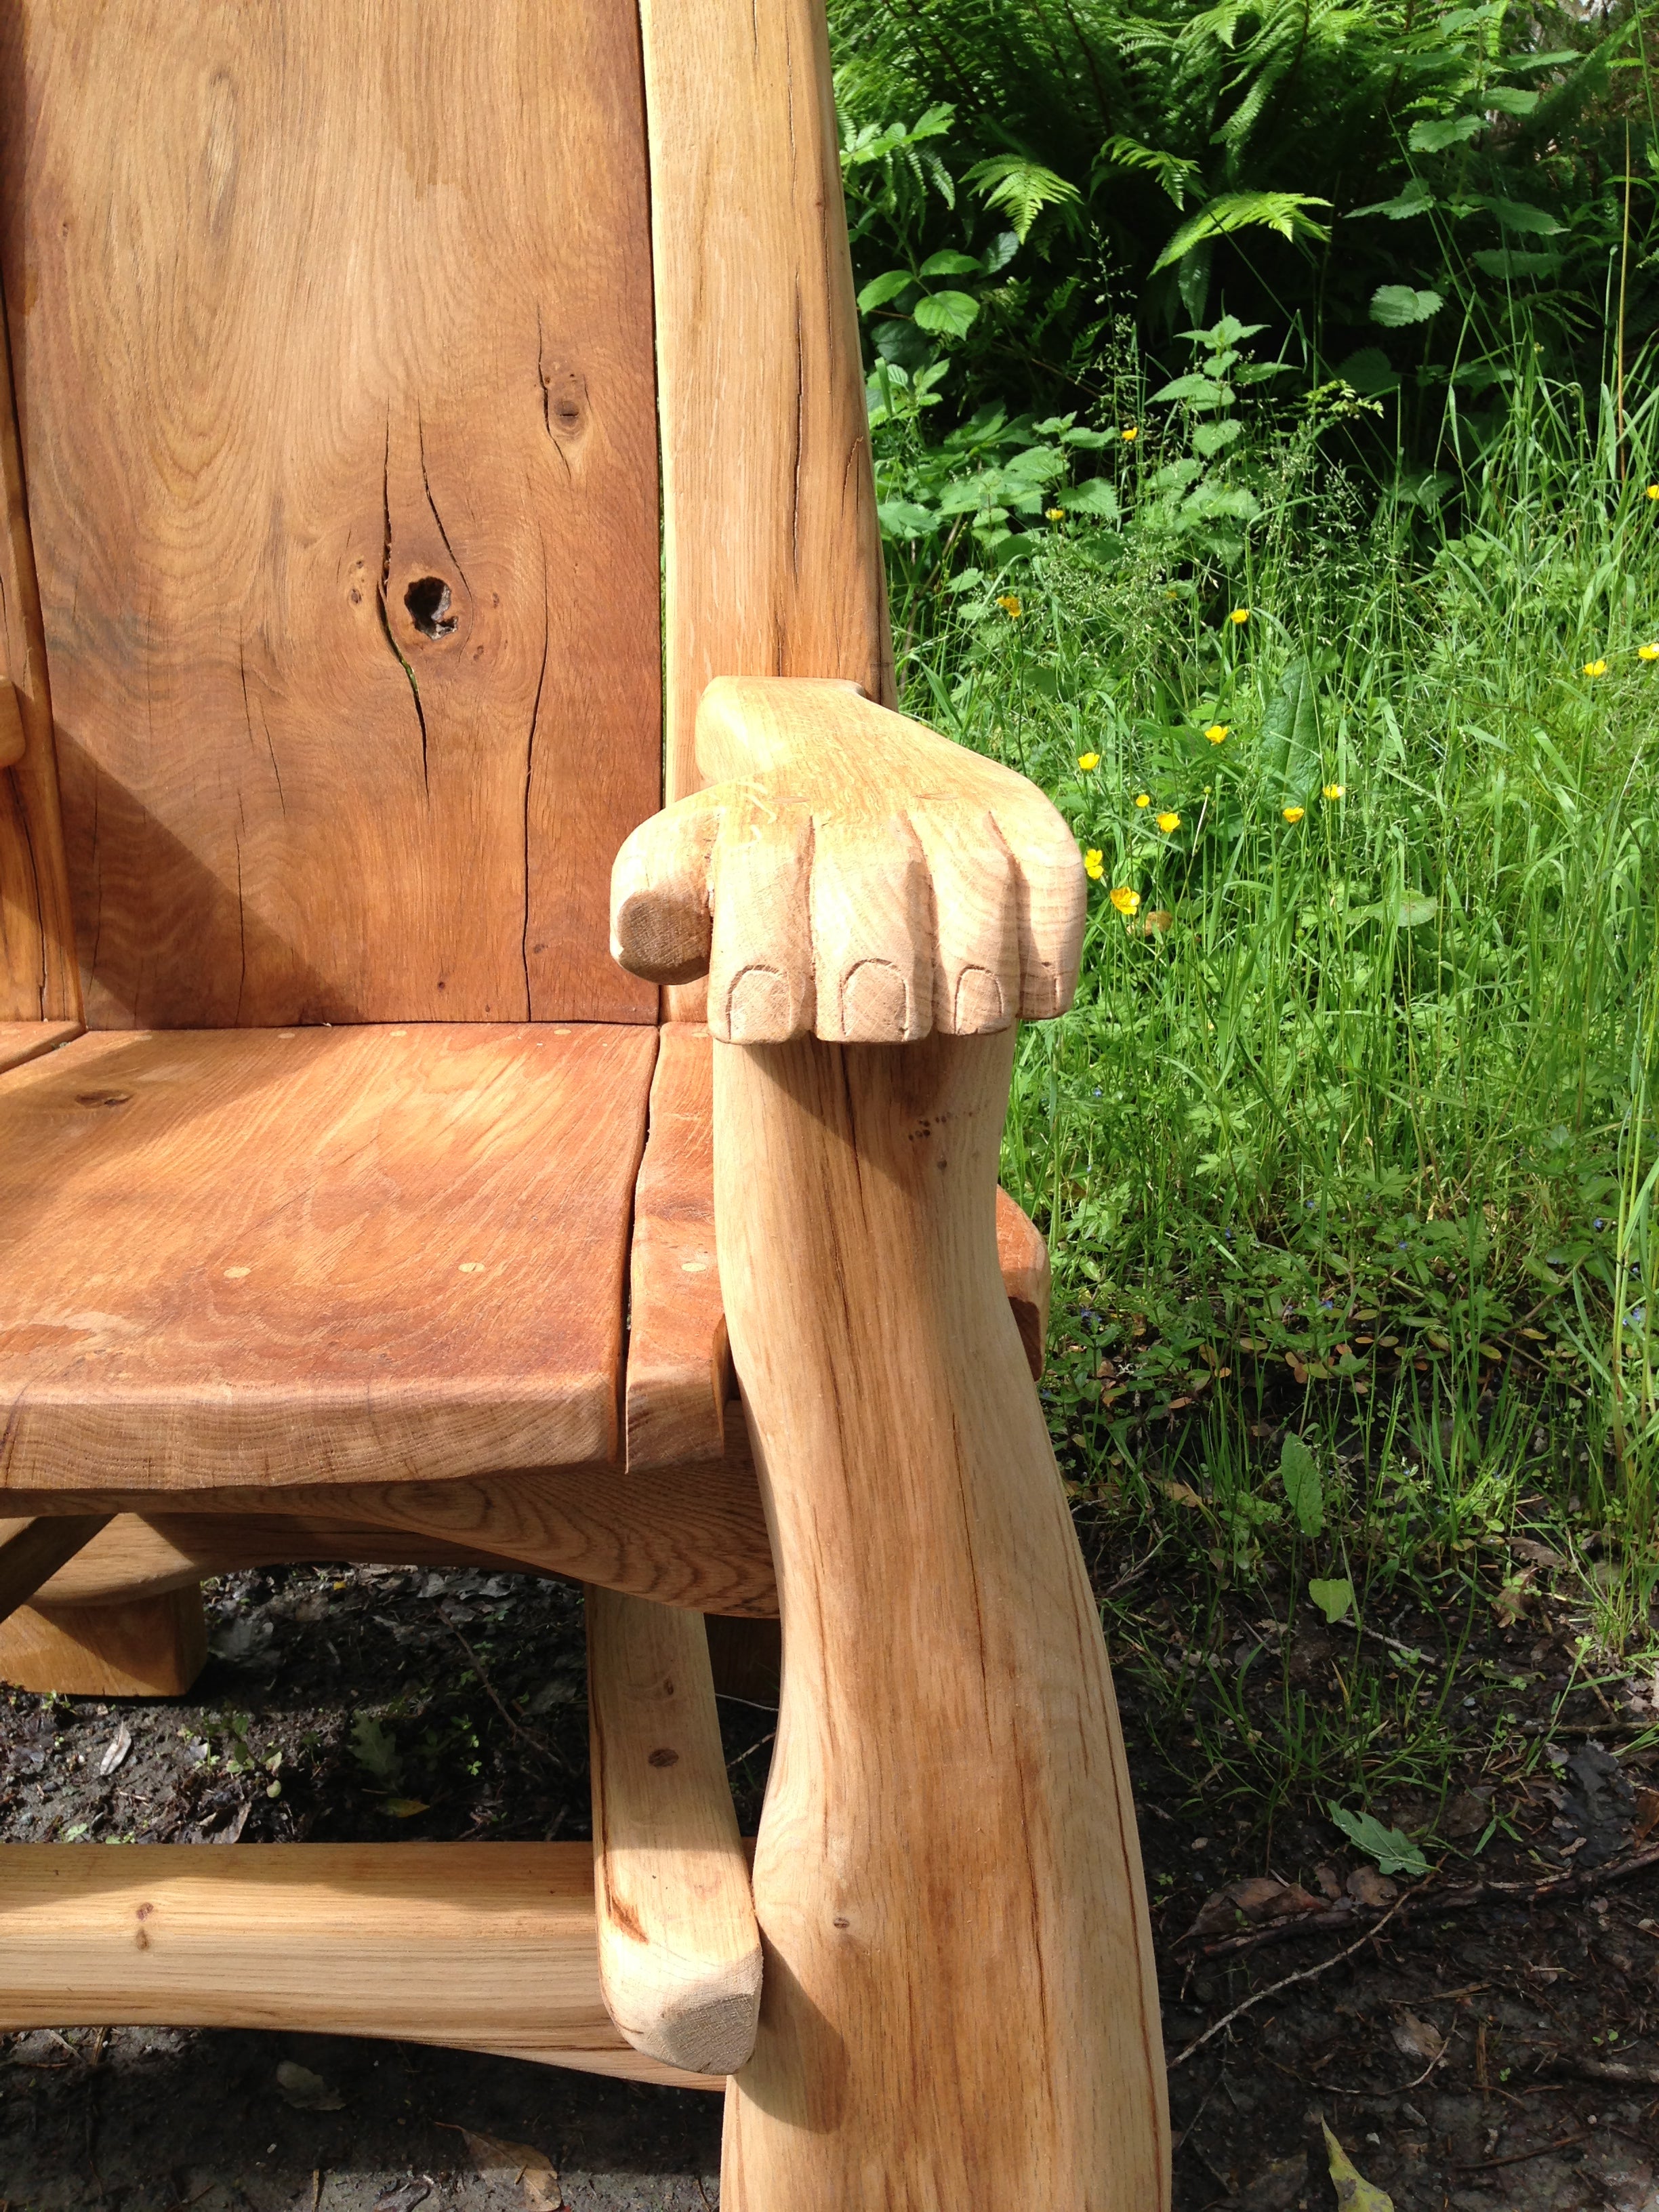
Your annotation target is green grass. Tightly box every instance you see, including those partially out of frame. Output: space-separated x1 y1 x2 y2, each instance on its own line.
890 342 1659 1828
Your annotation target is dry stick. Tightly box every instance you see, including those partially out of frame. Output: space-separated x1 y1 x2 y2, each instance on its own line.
1168 1887 1416 2070
1187 1839 1659 1963
1454 2133 1589 2175
441 1617 560 1771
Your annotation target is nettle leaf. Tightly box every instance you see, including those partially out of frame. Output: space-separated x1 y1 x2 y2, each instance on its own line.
1309 1576 1355 1624
857 270 915 313
1472 247 1563 279
1351 177 1436 221
918 248 982 276
1484 85 1539 115
1370 284 1443 327
1149 372 1233 407
1479 195 1563 235
1057 477 1120 519
1152 190 1331 273
1338 347 1401 396
1193 419 1242 457
912 289 981 337
1279 1434 1324 1536
1408 115 1483 151
876 499 940 539
1329 1802 1429 1878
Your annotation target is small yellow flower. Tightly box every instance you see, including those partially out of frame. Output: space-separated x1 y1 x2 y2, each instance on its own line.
1648 485 1659 501
1046 507 1066 522
1109 884 1141 917
1640 643 1659 661
1584 659 1607 677
1155 810 1181 834
1230 607 1250 626
1078 752 1100 772
1083 848 1105 880
1122 426 1139 442
1204 723 1230 744
1282 805 1305 824
1134 792 1151 808
1322 783 1345 801
996 593 1023 619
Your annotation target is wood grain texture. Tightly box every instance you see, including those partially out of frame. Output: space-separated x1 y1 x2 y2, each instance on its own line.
611 678 1086 1043
0 1585 205 1696
714 1032 1170 2211
0 1841 718 2087
996 1185 1051 1380
588 1586 761 2075
0 0 661 1027
0 1513 108 1623
0 279 77 1023
0 1025 654 1490
0 1019 78 1072
5 1446 781 1620
627 1024 729 1469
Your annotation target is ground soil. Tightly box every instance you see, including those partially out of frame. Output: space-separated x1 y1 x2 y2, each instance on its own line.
0 1547 1654 2211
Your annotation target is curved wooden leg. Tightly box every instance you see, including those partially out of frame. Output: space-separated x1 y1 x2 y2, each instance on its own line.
712 1032 1168 2211
0 1585 207 1696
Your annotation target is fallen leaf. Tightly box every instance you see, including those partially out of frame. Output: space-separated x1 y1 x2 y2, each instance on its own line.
1509 1535 1569 1571
1323 2121 1395 2210
1391 2010 1446 2064
462 2127 562 2207
1492 1570 1535 1625
1634 1788 1659 1846
1345 1865 1398 1908
211 1801 251 1846
382 1798 431 1819
1160 1479 1204 1509
1330 1802 1427 1877
1187 1876 1321 1939
274 2060 345 2112
1313 1862 1343 1900
98 1723 133 1778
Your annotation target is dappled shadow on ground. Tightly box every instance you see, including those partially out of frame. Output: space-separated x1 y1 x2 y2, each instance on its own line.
0 1555 1653 2209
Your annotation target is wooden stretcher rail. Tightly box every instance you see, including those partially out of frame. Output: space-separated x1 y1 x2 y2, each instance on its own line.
0 1842 722 2090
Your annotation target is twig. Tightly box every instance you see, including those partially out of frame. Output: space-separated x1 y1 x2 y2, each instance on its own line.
1454 2133 1589 2173
442 1618 561 1770
1358 1624 1439 1666
1187 1839 1659 1961
1168 1888 1416 2070
726 1730 776 1772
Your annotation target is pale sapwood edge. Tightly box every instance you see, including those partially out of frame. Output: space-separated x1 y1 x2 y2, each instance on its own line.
587 1586 762 2076
611 677 1086 1044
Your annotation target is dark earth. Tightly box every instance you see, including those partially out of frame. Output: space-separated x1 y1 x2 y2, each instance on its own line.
0 1541 1654 2212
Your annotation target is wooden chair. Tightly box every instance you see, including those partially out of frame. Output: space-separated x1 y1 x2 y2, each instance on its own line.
0 1 1169 2201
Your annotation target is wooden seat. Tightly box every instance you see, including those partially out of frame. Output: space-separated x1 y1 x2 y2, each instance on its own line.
0 1024 654 1492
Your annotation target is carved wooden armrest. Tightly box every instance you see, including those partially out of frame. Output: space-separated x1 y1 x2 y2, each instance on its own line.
610 678 1086 1043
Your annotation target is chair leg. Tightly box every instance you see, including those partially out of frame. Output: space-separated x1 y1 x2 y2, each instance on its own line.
711 1031 1170 2212
0 1585 207 1696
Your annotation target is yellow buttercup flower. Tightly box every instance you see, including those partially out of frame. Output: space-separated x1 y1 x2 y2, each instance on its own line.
1204 724 1229 744
1322 783 1345 801
1584 659 1607 677
1648 485 1659 501
1640 644 1659 661
1122 426 1139 442
1083 848 1105 880
1046 507 1066 522
1134 792 1151 808
1078 752 1099 772
1109 884 1141 917
1282 805 1305 823
1156 811 1181 834
1230 607 1250 626
997 594 1023 619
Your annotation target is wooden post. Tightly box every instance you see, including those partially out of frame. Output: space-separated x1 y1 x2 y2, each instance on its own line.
712 1030 1169 2210
0 1586 206 1697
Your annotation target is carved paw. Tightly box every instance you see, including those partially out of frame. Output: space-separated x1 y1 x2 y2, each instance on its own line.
611 678 1086 1044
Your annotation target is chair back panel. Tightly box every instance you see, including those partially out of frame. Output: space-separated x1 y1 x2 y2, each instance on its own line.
0 0 661 1027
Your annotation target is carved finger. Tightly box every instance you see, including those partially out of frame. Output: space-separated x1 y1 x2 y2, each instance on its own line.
611 796 721 985
992 792 1087 1019
908 804 1020 1036
706 795 816 1043
809 814 931 1044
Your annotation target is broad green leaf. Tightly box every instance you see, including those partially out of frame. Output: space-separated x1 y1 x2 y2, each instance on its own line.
918 249 982 277
876 499 939 539
1309 1576 1354 1624
349 1713 402 1785
1193 419 1242 456
1057 477 1120 518
1323 2123 1397 2211
912 290 981 338
1370 285 1443 327
1472 247 1563 279
1338 347 1401 396
1396 893 1437 928
1260 656 1322 802
1279 1434 1324 1536
1350 178 1435 221
1152 191 1330 273
857 270 914 313
1149 373 1233 407
1479 195 1563 234
1408 115 1483 151
1329 1802 1429 1877
1484 85 1538 115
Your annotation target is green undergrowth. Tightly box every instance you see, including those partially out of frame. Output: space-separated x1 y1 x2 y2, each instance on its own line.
901 327 1659 1830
